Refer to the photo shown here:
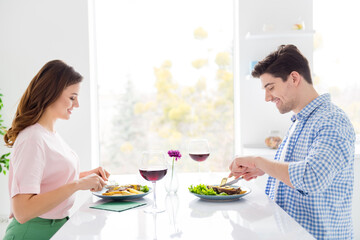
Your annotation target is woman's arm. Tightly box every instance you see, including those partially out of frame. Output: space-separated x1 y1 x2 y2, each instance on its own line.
12 173 106 224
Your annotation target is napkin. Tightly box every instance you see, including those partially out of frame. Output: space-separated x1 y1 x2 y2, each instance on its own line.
90 201 146 212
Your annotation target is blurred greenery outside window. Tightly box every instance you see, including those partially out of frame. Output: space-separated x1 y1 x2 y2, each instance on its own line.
95 1 234 174
313 0 360 144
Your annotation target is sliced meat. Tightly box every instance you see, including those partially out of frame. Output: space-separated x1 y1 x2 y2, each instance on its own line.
208 185 242 195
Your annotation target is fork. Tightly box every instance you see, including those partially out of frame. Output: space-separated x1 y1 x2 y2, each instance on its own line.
219 176 243 187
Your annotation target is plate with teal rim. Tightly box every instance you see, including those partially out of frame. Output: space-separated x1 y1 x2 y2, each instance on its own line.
93 187 152 201
190 186 251 202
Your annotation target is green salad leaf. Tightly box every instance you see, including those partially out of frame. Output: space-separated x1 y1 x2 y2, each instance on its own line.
140 185 149 193
188 184 227 196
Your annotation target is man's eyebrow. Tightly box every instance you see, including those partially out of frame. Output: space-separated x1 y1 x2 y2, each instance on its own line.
263 83 274 89
71 93 78 95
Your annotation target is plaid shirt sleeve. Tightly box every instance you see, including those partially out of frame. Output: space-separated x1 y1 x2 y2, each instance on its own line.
289 112 354 195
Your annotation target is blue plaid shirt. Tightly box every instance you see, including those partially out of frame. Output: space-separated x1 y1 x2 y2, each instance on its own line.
265 94 355 240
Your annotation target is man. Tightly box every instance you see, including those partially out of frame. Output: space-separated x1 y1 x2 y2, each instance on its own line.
229 45 355 239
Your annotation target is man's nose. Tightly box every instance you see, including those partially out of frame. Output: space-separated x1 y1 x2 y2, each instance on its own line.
265 91 273 102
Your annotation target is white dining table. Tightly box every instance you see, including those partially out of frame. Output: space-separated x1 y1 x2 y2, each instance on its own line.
52 172 315 240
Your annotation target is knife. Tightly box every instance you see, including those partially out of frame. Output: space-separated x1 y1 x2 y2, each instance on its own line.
220 176 243 187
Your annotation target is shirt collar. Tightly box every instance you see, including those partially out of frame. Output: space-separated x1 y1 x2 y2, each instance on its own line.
291 93 330 122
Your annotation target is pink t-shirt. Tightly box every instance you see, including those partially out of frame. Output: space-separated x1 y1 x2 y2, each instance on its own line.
8 123 79 219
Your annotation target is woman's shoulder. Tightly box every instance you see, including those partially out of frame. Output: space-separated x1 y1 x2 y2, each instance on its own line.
15 123 47 145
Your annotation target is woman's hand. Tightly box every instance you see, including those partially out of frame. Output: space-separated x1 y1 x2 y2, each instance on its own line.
76 173 107 192
80 167 110 181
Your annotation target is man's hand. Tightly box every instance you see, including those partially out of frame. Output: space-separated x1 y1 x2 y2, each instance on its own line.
228 155 293 188
228 156 264 180
241 167 265 181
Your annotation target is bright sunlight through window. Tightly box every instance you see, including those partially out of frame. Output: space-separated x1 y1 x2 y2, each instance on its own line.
95 0 234 174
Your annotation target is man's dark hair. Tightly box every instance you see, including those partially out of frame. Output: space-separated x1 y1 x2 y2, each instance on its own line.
251 44 312 84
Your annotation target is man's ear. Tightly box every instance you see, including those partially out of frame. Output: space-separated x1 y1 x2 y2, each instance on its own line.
290 71 301 86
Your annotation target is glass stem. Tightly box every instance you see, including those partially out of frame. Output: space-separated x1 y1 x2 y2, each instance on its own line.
153 213 158 240
152 181 157 209
198 162 201 182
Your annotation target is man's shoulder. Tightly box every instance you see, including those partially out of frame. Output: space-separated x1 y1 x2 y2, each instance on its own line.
310 99 347 121
308 101 355 137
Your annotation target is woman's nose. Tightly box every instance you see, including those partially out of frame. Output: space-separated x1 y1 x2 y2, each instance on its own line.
74 99 80 108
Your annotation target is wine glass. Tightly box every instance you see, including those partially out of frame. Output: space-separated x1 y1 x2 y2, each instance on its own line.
139 151 168 213
188 139 210 180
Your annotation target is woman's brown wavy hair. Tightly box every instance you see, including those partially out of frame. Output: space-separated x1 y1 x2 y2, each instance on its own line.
4 60 83 147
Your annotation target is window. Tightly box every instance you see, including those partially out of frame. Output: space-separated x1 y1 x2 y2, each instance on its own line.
95 1 234 174
314 0 360 142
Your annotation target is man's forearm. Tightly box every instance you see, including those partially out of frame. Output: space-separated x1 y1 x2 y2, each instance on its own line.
254 157 294 188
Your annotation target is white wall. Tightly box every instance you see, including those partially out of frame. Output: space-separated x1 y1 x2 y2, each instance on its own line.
238 0 313 147
0 0 95 216
354 155 360 240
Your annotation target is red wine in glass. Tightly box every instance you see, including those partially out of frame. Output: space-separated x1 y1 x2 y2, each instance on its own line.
139 168 168 181
139 151 167 213
189 153 210 162
188 139 210 182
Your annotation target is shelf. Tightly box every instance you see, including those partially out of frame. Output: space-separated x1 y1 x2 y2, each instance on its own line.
242 145 277 158
245 30 315 40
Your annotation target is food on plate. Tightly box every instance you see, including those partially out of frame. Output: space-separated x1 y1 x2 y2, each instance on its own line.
189 184 218 195
102 184 149 196
188 184 246 196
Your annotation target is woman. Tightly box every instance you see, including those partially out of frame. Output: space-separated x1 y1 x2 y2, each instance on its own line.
3 60 110 240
